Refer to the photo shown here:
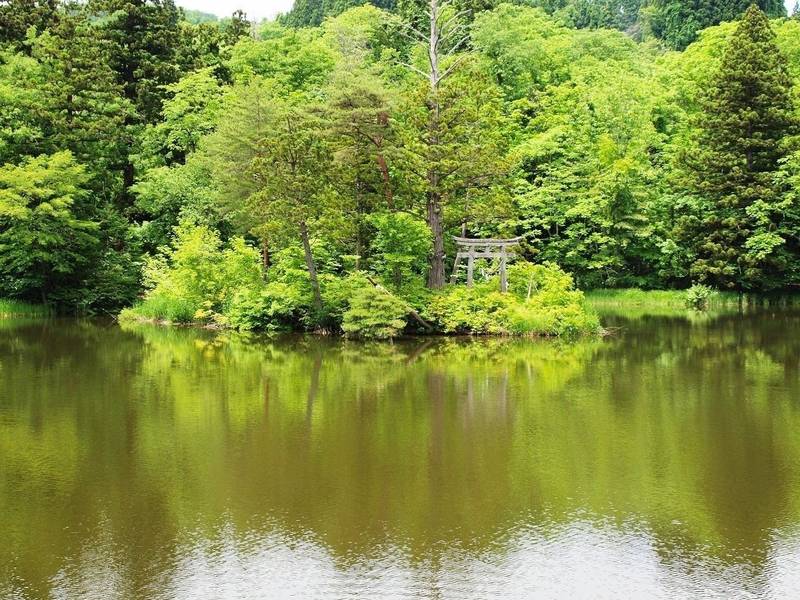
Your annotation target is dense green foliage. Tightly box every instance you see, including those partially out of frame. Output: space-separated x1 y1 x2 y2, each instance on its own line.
425 263 600 335
0 152 100 306
648 0 786 49
279 0 787 49
121 219 598 337
672 6 799 290
1 1 800 330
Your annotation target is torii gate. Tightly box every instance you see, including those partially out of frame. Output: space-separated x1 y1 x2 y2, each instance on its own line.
450 236 522 293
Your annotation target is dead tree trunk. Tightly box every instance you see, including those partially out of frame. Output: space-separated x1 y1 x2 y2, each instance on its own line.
426 0 446 288
400 0 469 289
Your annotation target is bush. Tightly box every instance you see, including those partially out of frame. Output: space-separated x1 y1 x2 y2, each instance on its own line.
506 261 578 301
368 213 431 289
685 284 715 311
342 285 409 339
225 282 306 331
425 284 517 334
123 222 266 325
425 261 600 337
317 272 371 325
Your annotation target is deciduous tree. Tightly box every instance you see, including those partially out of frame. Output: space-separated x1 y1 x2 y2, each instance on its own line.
0 152 99 304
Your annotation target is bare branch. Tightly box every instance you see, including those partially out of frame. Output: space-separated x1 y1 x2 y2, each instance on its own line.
399 62 429 79
440 24 469 46
398 22 427 43
443 35 471 57
440 54 468 81
439 13 470 38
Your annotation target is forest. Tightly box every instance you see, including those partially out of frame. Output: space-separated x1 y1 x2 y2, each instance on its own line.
1 0 800 337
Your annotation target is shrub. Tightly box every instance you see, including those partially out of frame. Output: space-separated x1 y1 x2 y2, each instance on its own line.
123 222 266 324
685 284 715 311
368 213 431 289
225 282 307 331
425 261 600 337
508 300 600 336
506 261 578 301
342 286 408 339
425 284 517 334
318 272 372 326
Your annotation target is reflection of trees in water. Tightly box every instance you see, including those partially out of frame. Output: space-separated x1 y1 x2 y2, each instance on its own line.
2 316 800 597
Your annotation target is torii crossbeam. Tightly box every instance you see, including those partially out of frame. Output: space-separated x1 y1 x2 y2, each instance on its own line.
450 236 522 293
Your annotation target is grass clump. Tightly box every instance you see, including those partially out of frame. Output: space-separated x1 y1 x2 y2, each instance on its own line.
119 295 195 323
685 284 716 310
585 288 692 307
585 287 800 318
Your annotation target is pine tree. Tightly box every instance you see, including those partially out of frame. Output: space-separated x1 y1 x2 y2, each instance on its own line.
677 5 799 290
85 0 187 205
0 0 60 49
221 10 251 45
86 0 184 124
32 9 131 194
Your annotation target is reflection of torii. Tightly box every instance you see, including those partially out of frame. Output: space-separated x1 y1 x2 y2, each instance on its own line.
450 237 523 293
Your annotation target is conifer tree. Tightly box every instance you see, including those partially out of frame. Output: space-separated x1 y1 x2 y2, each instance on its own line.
87 0 184 123
222 10 251 44
397 0 510 289
0 0 60 49
676 5 799 290
32 9 131 194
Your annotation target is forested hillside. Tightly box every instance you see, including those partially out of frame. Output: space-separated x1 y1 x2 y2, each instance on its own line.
1 1 799 333
281 0 790 48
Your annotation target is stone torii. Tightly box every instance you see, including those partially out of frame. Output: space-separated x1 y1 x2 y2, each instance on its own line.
449 236 523 293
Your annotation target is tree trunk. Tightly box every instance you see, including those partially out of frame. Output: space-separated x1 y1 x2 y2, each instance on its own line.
299 220 323 313
261 240 270 274
427 190 446 288
121 160 135 208
375 110 394 210
424 0 445 289
375 152 394 210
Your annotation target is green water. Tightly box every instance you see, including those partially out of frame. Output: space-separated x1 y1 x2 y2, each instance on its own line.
1 313 800 599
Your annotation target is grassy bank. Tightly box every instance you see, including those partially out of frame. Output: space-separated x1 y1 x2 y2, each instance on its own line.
0 299 50 318
585 288 800 316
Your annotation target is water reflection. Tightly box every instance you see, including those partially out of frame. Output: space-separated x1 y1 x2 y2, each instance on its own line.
1 312 800 599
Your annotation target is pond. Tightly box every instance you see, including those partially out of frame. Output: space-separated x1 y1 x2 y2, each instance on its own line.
1 311 800 599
